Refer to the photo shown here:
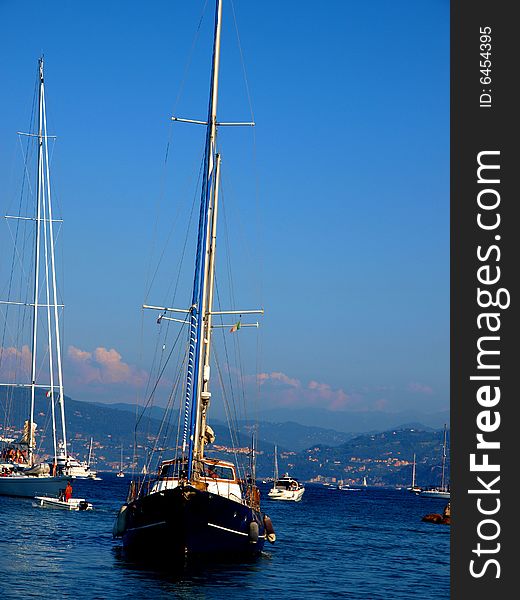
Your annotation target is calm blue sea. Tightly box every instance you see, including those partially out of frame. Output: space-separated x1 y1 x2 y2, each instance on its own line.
0 475 449 599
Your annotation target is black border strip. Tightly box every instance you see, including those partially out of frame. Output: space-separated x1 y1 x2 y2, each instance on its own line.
451 2 515 596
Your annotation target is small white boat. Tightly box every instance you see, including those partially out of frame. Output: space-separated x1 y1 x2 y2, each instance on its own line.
267 447 305 501
419 488 450 499
407 453 422 493
336 481 362 492
268 476 305 501
419 425 450 499
35 495 93 511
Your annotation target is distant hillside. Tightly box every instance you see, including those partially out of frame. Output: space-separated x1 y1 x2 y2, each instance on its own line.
279 428 450 488
1 390 449 486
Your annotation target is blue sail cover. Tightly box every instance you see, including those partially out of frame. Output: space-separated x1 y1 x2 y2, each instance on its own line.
184 7 220 479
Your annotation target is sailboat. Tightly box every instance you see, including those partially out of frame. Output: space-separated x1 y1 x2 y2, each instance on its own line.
420 425 450 498
408 453 422 494
268 445 305 501
116 445 125 477
113 0 275 560
0 58 70 498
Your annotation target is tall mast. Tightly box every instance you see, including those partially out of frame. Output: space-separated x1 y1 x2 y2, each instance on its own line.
411 453 416 488
28 58 45 465
440 424 447 491
41 69 67 458
185 0 223 480
26 57 67 466
194 153 221 465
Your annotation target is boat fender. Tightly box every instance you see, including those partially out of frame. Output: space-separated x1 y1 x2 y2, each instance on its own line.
248 521 259 543
112 504 128 537
263 514 276 543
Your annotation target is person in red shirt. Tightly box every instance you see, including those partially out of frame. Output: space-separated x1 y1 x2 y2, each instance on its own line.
64 481 73 502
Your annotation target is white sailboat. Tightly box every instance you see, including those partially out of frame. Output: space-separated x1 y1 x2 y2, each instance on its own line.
420 425 450 498
116 445 125 477
408 453 422 493
0 58 69 498
268 445 305 501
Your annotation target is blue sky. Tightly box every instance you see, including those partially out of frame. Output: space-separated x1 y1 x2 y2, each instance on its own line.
0 1 449 427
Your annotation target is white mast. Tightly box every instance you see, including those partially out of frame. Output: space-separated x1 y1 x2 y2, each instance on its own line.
26 57 67 467
42 71 67 458
411 453 416 488
440 425 447 491
88 437 93 467
192 0 223 470
28 59 45 465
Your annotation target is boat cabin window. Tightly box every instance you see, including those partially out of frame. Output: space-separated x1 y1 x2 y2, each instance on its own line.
159 463 183 478
202 464 235 480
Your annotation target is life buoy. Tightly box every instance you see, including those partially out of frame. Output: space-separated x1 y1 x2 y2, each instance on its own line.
263 514 276 544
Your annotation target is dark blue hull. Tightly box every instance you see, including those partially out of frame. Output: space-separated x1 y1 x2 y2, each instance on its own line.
120 485 266 561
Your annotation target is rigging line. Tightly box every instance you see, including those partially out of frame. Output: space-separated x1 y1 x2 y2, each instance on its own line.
147 361 183 468
132 305 149 473
134 316 188 431
143 0 209 306
220 168 259 302
216 191 248 423
138 347 187 494
0 103 37 373
229 0 255 122
156 370 184 463
212 343 244 483
4 222 32 291
229 0 262 307
148 330 186 458
143 156 204 304
213 279 240 435
219 187 249 420
170 0 209 116
164 158 205 307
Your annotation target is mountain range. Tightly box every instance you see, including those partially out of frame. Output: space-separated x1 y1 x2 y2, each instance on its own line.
1 390 449 486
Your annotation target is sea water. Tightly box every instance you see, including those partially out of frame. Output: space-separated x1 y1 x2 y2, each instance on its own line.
0 476 449 599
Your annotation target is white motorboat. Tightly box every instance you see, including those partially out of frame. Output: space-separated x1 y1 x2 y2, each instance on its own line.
268 474 305 501
35 495 93 511
267 447 305 501
56 440 98 479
